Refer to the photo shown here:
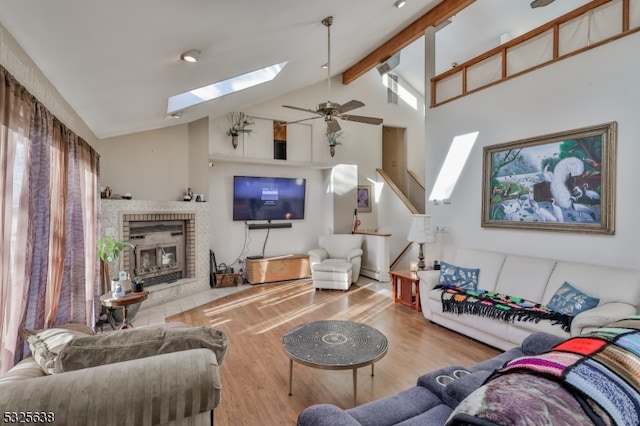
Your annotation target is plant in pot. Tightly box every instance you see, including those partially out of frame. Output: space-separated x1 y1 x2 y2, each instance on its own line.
97 235 134 297
326 129 343 157
226 112 254 149
131 276 145 293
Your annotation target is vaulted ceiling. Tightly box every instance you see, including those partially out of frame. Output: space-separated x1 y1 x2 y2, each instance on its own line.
0 0 589 139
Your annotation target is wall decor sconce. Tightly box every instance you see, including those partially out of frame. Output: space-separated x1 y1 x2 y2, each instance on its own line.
226 112 254 149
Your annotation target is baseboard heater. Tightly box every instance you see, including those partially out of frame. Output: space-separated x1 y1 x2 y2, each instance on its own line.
360 266 391 283
247 222 292 230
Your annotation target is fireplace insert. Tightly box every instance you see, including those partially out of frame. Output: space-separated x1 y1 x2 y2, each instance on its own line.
129 221 186 286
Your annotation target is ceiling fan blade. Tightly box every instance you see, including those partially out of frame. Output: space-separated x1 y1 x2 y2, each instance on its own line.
327 119 341 133
282 105 321 115
284 116 322 125
340 114 383 125
335 100 364 114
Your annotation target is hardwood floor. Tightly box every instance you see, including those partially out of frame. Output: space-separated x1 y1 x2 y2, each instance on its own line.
167 279 500 426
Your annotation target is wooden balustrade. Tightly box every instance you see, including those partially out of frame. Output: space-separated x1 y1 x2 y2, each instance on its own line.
432 0 639 106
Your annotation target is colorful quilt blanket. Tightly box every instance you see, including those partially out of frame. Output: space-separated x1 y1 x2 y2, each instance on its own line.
446 316 640 426
438 285 573 332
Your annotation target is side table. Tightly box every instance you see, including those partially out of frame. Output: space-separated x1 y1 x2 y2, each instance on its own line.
100 290 149 330
389 270 421 311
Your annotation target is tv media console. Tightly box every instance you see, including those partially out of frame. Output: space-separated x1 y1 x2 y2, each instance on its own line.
245 254 311 285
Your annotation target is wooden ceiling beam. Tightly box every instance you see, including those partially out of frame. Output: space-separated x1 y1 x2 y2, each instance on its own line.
342 0 476 84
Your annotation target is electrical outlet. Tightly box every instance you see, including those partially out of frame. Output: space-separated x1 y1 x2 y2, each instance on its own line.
435 225 450 233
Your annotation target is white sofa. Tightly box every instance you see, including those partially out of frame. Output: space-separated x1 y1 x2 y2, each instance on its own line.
418 248 640 350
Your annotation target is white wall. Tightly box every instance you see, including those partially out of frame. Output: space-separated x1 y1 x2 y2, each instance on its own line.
94 54 427 270
97 67 427 267
426 32 640 269
188 118 210 200
207 162 327 268
99 125 192 201
231 69 426 232
202 68 426 264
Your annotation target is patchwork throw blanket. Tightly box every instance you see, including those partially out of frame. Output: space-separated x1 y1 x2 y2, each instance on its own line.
438 285 573 332
446 316 640 426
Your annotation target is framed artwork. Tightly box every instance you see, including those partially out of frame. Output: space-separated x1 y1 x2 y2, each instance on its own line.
481 122 616 234
357 185 372 213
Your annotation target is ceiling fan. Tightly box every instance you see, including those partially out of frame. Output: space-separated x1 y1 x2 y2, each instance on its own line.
283 16 383 133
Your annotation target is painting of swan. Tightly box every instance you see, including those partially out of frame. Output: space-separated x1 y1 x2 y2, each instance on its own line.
482 122 616 234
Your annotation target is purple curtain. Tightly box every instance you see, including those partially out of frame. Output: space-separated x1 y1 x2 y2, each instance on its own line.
0 65 100 373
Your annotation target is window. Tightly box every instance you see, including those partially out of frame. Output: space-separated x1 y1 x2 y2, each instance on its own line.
168 61 288 113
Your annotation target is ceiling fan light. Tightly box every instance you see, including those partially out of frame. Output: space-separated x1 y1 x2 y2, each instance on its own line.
180 49 200 63
394 0 406 8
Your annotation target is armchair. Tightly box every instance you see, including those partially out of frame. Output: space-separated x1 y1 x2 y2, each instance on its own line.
308 234 363 290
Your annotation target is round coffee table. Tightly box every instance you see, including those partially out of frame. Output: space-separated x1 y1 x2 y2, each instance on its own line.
282 320 388 407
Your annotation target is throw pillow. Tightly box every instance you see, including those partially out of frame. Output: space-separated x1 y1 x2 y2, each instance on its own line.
546 281 599 316
438 261 480 291
20 325 94 374
55 324 228 373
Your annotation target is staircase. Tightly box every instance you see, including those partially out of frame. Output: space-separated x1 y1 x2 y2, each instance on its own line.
375 168 425 271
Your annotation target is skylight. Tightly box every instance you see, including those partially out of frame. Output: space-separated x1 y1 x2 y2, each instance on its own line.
428 131 479 203
167 61 288 114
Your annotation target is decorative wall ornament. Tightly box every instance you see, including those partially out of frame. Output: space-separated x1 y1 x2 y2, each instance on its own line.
226 112 254 149
481 122 616 234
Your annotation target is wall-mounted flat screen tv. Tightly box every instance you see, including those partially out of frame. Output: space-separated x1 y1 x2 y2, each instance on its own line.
233 176 306 221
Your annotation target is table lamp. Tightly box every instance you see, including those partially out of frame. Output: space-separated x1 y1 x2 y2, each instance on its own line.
406 214 435 271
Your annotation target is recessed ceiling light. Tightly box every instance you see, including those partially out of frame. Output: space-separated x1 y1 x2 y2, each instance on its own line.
321 63 328 69
170 111 183 119
180 49 200 63
394 0 406 8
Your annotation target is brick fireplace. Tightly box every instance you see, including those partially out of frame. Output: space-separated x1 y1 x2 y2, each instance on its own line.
101 200 209 307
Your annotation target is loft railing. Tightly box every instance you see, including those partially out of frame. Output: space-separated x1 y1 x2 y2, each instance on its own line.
431 0 640 106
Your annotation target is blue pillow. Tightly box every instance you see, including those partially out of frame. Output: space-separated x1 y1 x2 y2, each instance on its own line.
438 261 480 291
547 281 599 316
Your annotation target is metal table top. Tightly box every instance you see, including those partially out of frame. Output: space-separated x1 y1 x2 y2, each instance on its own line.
282 320 388 370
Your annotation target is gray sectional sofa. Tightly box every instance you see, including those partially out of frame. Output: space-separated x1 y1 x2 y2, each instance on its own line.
296 331 564 426
298 315 640 425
